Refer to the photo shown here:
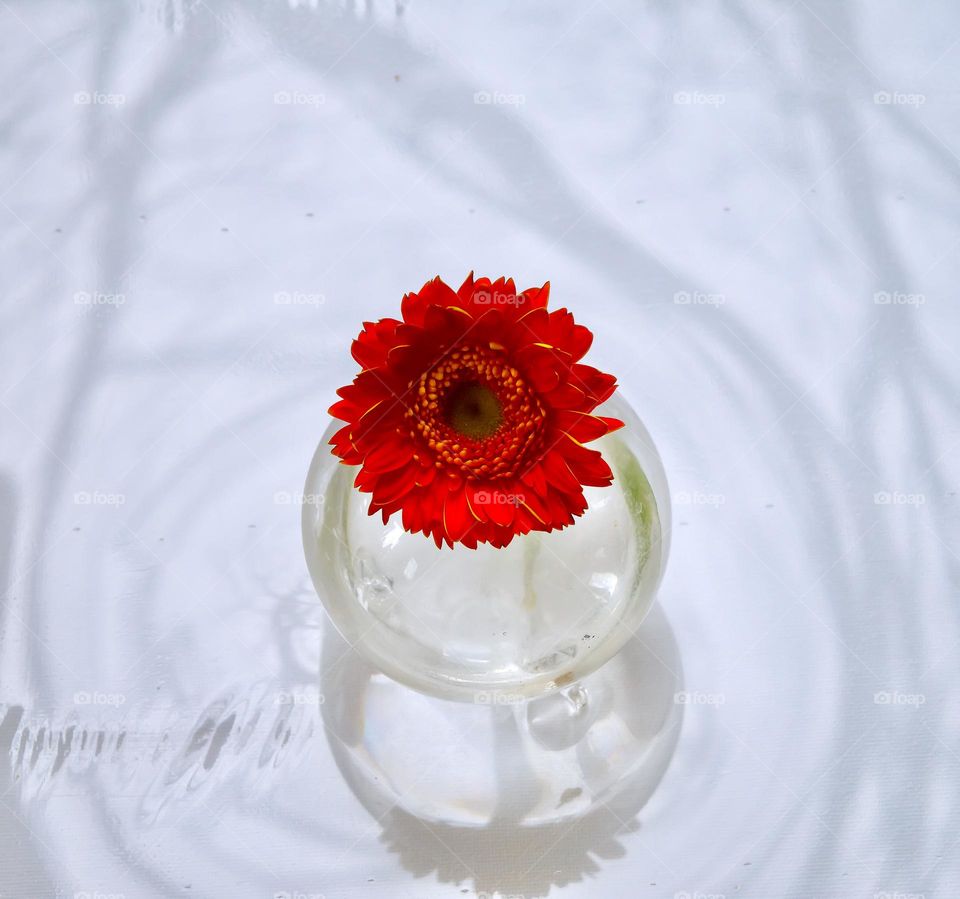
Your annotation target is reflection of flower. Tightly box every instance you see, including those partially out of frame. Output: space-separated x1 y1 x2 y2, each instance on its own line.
330 274 623 548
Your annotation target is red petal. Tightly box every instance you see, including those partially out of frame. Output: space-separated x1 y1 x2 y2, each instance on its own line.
420 276 460 305
547 309 593 362
570 363 617 406
542 449 582 494
363 438 410 473
515 344 561 393
414 463 437 488
515 307 550 342
328 398 358 421
544 382 587 411
519 489 551 526
520 281 549 311
599 415 624 433
443 485 474 543
372 466 417 505
555 410 615 444
480 485 518 527
520 463 548 497
351 318 401 369
559 437 615 487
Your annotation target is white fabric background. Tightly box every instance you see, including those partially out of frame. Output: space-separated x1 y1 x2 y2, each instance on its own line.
1 1 958 897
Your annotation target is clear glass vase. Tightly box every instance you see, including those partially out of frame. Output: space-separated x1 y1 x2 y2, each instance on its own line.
302 392 670 703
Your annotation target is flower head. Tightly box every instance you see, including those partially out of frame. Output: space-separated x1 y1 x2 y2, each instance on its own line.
329 274 623 548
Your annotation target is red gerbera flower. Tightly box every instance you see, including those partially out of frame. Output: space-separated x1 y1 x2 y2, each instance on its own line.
329 274 624 549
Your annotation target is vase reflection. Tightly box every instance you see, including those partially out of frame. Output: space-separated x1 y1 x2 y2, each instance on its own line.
321 602 682 897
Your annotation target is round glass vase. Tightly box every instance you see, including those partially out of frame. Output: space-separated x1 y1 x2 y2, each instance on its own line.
302 392 669 703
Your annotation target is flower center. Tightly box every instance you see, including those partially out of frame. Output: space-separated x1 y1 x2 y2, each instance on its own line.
445 382 503 439
405 344 548 479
